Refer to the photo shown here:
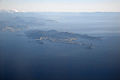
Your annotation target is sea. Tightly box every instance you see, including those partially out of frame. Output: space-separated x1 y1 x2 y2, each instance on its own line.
0 12 120 80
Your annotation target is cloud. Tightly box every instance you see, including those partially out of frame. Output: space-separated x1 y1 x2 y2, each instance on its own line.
0 0 120 12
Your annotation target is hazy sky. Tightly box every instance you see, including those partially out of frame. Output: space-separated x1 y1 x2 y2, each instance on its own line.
0 0 120 12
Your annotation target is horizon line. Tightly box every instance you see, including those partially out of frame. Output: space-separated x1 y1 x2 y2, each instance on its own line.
0 9 120 13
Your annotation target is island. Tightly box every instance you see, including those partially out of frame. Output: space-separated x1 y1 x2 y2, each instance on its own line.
25 30 101 49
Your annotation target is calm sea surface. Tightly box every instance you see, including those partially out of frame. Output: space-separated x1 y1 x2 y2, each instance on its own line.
0 12 120 80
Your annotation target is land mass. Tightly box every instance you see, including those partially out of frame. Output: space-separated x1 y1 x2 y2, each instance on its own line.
25 30 101 49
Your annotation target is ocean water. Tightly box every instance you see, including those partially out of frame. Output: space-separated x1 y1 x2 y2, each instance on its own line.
0 12 120 80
